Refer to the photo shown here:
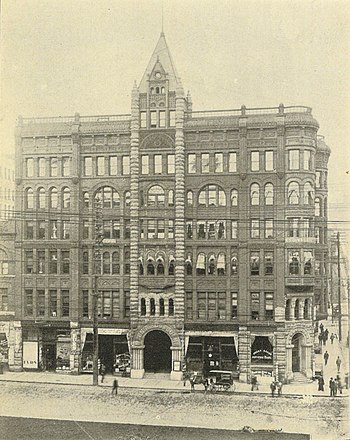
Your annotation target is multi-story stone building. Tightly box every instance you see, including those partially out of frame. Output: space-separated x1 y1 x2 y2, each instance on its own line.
12 33 330 382
0 150 15 220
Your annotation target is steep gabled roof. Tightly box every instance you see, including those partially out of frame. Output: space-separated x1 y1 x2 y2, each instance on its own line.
139 33 180 92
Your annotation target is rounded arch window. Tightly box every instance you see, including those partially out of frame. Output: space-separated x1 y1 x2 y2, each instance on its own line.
26 188 34 209
303 182 314 205
185 254 192 275
150 87 154 95
198 184 226 207
161 87 165 94
187 190 193 206
148 185 165 206
138 257 144 275
168 190 174 207
250 183 260 206
38 188 46 209
62 187 71 209
0 249 9 275
287 182 300 205
168 255 175 276
150 298 156 315
159 298 165 316
147 258 155 275
231 254 238 275
95 186 120 208
156 256 165 275
140 298 146 316
83 191 90 208
208 254 216 275
217 253 226 276
196 253 206 276
168 298 174 316
155 87 160 94
315 198 321 216
124 191 131 207
230 189 238 206
264 183 274 205
112 251 120 274
50 187 58 209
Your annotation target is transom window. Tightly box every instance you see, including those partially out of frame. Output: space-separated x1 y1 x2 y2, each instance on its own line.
147 185 165 206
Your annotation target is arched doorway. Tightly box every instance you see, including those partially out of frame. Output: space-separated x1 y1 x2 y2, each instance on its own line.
144 330 171 373
292 333 304 372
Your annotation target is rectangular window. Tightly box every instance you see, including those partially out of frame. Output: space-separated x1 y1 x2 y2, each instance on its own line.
82 220 89 240
26 158 34 177
61 251 70 274
141 155 149 175
231 292 238 319
49 289 57 317
250 252 260 275
50 157 58 177
304 250 313 275
96 156 105 176
154 154 162 174
82 250 89 274
304 150 311 170
112 219 121 239
168 220 174 239
103 220 112 239
147 220 156 239
37 289 45 316
122 156 130 175
49 220 58 239
201 153 210 173
25 221 34 239
38 158 46 177
251 151 260 171
228 152 237 172
251 219 260 238
49 250 58 274
109 156 118 175
197 221 206 239
251 292 260 320
186 291 193 319
230 220 238 239
112 290 120 318
265 151 274 171
140 112 147 128
124 219 130 239
37 250 45 274
25 251 34 274
197 292 207 320
265 219 274 239
288 250 300 275
288 218 300 238
316 171 321 188
167 154 175 174
265 292 274 320
25 289 33 315
304 218 312 238
186 220 193 239
264 251 274 275
61 290 70 317
288 149 300 170
214 153 223 173
315 226 320 244
82 290 89 318
62 220 70 240
159 110 166 127
140 220 144 239
169 110 176 127
157 220 165 239
37 221 45 239
84 157 92 176
62 157 71 176
124 290 130 318
150 111 157 128
187 154 196 174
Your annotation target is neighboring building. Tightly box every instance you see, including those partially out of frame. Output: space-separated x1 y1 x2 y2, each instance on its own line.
0 151 15 220
12 33 330 382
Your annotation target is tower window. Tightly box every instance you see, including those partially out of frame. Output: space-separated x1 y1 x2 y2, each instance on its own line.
150 111 157 128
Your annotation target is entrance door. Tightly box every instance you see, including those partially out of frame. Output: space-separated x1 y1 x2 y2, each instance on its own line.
144 330 171 373
43 343 56 371
292 333 302 372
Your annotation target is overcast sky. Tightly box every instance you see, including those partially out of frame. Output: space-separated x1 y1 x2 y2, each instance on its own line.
1 0 349 230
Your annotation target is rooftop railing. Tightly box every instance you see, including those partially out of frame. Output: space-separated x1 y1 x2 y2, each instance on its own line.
19 113 131 125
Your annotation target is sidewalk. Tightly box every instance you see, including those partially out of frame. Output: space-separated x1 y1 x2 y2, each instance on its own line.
0 370 348 398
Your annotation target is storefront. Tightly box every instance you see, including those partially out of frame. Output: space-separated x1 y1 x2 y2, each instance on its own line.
250 336 274 378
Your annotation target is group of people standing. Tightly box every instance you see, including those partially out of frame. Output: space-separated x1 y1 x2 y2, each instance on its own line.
317 322 337 346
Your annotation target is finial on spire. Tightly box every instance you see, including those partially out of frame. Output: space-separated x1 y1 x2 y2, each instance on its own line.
161 2 164 35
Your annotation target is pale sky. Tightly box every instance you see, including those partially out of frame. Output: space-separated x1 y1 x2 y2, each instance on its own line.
1 0 349 231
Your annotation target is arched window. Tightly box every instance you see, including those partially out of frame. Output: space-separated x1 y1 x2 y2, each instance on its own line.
140 298 146 316
103 252 110 274
168 190 174 207
156 257 165 275
169 298 174 316
112 251 120 274
83 191 90 208
95 186 120 208
303 299 310 320
198 184 226 207
148 185 165 206
285 299 291 321
150 298 156 315
208 254 216 275
288 182 300 205
139 257 144 275
26 188 34 209
168 255 175 276
250 183 260 206
62 187 70 209
217 253 226 276
38 188 46 208
150 87 154 95
187 190 193 206
196 253 206 276
124 191 130 207
159 298 165 316
161 87 165 94
0 249 9 275
50 187 58 209
230 189 238 206
294 299 300 320
303 182 314 205
185 254 192 275
124 248 130 274
315 198 321 216
147 258 155 275
264 183 274 205
231 254 238 275
155 87 160 94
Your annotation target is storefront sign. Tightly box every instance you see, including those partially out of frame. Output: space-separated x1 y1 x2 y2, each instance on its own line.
23 341 38 369
97 328 128 335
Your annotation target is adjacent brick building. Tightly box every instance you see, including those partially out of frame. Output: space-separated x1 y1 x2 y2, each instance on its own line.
11 33 330 382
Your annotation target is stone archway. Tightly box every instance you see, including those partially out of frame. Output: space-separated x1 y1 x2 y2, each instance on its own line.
286 327 313 380
144 330 171 373
291 333 303 372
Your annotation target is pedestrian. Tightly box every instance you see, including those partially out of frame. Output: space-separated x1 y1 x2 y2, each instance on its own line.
336 375 343 395
322 333 327 346
318 333 323 345
190 373 196 392
336 356 342 372
318 375 325 391
270 380 276 397
209 377 214 392
276 381 283 397
320 323 324 333
330 333 335 344
323 350 329 366
329 377 335 397
100 363 106 383
112 378 118 395
324 328 329 339
251 375 259 391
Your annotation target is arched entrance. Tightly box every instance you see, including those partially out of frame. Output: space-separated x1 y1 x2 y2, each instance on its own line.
144 330 171 373
292 333 304 372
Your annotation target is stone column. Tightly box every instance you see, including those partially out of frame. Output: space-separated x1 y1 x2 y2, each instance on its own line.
170 346 182 380
238 326 250 383
285 344 294 382
299 299 305 320
290 299 296 320
302 343 313 378
70 322 81 374
130 344 144 379
274 328 286 381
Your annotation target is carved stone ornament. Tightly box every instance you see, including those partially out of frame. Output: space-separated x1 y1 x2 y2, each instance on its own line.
240 172 247 180
71 177 79 185
16 178 22 185
140 132 174 149
277 172 285 179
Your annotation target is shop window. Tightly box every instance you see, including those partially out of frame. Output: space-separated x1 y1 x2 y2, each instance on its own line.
250 252 260 276
250 183 260 205
140 298 146 316
251 336 273 364
288 182 300 205
251 292 260 320
169 298 174 316
228 152 237 172
288 251 300 275
288 149 299 170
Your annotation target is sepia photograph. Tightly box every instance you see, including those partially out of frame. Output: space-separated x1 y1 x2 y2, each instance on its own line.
0 0 349 439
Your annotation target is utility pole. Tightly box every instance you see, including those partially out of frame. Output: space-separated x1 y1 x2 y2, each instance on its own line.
337 232 342 341
93 197 103 386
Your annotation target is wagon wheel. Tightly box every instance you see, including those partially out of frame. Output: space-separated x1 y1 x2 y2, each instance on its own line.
223 384 231 392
